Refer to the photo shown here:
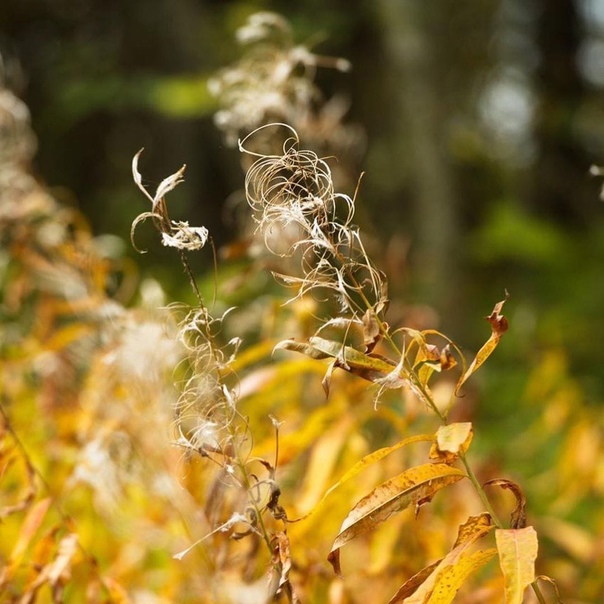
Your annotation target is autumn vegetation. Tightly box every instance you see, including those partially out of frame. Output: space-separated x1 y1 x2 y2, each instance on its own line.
1 12 603 604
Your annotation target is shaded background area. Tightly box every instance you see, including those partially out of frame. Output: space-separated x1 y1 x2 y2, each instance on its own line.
4 1 604 364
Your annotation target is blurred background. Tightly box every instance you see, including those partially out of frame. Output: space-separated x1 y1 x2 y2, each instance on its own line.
3 0 604 390
2 0 604 598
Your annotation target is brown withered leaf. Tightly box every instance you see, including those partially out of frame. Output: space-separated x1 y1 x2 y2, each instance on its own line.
484 478 527 529
270 531 298 602
327 463 466 576
535 575 564 603
455 292 510 394
362 309 381 352
275 337 397 395
439 344 457 371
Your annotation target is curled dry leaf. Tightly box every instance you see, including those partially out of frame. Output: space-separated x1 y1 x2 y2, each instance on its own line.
328 463 466 576
275 336 397 396
270 531 298 600
484 478 527 529
456 292 510 394
535 575 564 604
362 309 381 352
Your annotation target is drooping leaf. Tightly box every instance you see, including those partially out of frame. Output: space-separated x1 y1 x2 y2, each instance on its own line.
430 423 473 464
453 513 493 548
534 575 564 603
291 433 434 522
386 561 442 604
496 527 538 604
362 309 381 352
0 497 53 588
275 336 398 390
270 531 295 595
484 479 527 529
10 497 52 564
389 515 494 603
456 293 509 394
427 548 498 604
328 463 466 576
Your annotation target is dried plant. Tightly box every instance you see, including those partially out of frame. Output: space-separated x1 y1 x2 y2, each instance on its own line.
210 11 364 188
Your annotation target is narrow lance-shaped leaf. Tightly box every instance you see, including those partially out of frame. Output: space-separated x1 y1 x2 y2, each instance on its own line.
427 548 498 604
328 463 466 576
275 336 398 394
153 163 187 208
456 293 509 394
388 514 494 604
132 148 154 204
496 527 538 604
289 434 434 522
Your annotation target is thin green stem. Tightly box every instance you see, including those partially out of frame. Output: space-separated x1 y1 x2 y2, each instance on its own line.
458 451 503 528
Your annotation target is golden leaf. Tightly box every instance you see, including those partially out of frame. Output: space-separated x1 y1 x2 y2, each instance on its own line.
328 464 466 576
456 293 509 394
430 423 473 464
387 515 493 603
291 434 434 522
496 527 538 604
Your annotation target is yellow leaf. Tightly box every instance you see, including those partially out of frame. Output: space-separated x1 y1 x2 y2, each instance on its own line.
387 514 493 603
430 423 473 463
291 434 433 522
387 562 441 604
456 293 509 393
10 497 52 563
453 513 493 548
328 464 466 575
428 548 498 603
297 417 352 513
496 527 538 604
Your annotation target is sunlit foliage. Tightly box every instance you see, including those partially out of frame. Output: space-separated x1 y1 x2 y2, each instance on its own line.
1 12 602 604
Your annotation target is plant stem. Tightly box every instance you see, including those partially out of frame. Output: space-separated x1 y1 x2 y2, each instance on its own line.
458 451 503 528
531 580 547 604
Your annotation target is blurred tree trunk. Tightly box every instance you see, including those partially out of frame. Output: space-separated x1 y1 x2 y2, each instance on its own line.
375 0 459 321
532 0 592 223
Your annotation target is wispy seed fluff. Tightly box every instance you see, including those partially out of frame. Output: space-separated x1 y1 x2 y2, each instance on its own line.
239 123 387 320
